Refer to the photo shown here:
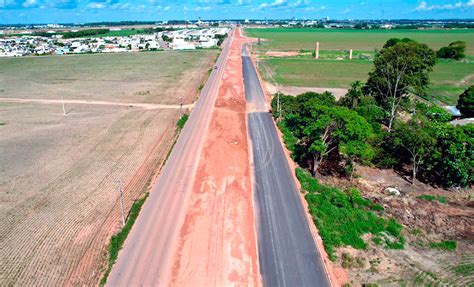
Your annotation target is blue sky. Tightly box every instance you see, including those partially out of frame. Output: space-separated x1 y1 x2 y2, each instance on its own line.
0 0 473 24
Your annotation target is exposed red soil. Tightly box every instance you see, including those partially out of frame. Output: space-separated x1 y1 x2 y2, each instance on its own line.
169 29 260 286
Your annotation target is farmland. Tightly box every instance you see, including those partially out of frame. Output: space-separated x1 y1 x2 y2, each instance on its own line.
259 58 473 105
0 50 217 286
246 28 474 105
245 28 474 55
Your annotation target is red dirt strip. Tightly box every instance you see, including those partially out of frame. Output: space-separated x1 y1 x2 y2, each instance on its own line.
169 29 260 286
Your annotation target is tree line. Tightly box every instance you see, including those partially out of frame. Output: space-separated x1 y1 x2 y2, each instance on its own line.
272 38 473 188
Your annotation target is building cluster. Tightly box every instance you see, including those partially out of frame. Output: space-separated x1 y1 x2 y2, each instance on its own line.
0 27 229 57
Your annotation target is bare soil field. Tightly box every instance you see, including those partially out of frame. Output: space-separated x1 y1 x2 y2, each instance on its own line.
0 51 217 105
0 50 217 286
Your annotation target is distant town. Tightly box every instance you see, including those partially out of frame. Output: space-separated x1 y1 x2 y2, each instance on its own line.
1 18 473 57
0 26 229 57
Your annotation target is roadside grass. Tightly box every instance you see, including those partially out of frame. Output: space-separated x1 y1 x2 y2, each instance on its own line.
417 194 448 204
0 122 5 126
297 167 405 261
245 28 474 55
100 192 149 285
177 113 189 130
429 240 457 251
277 120 298 158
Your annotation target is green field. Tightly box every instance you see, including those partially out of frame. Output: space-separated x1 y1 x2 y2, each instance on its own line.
248 28 474 105
260 57 473 105
245 28 474 55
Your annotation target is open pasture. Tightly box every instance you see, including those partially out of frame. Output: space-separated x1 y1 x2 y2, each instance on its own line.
246 28 474 55
247 28 474 105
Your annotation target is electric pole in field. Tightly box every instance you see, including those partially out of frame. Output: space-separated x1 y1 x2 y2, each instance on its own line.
116 181 126 227
61 95 66 116
180 96 183 115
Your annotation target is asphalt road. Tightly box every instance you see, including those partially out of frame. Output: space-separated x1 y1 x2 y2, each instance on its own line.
243 47 331 287
106 31 233 286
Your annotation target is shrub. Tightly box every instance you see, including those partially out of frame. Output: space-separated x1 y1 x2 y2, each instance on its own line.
417 194 447 204
429 240 457 251
176 114 189 130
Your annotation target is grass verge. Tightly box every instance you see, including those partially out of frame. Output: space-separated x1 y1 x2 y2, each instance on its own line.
417 194 448 204
100 192 149 285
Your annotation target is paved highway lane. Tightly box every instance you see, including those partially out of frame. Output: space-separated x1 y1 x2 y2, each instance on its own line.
243 48 331 287
106 32 233 286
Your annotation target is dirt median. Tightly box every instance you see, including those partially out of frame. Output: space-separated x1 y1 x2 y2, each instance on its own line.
168 29 260 286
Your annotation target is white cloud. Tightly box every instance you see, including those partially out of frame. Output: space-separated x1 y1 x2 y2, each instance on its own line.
22 0 37 7
258 0 309 10
414 0 473 11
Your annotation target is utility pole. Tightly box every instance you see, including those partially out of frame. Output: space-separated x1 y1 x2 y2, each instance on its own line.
277 92 282 122
61 95 66 116
116 181 126 227
315 42 320 59
179 96 183 115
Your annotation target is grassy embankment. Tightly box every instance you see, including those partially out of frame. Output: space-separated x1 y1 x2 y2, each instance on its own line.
277 120 404 261
246 28 474 105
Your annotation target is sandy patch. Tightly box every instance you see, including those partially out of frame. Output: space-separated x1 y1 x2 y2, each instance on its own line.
264 82 348 100
265 51 300 57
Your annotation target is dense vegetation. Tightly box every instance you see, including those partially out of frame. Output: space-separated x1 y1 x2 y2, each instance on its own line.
272 38 473 188
457 85 474 118
437 41 466 60
62 29 110 39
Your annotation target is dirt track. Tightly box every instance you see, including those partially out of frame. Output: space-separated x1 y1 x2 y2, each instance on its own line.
0 97 193 110
170 29 260 286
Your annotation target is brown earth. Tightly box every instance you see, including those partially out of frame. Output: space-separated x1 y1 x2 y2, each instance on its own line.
169 28 260 287
0 51 216 286
265 51 300 57
264 81 348 99
320 166 474 286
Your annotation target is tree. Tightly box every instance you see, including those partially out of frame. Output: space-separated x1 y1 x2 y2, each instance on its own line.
425 124 473 187
393 116 436 185
287 104 373 176
364 40 436 131
457 85 474 118
383 38 415 49
339 81 364 108
437 41 466 60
